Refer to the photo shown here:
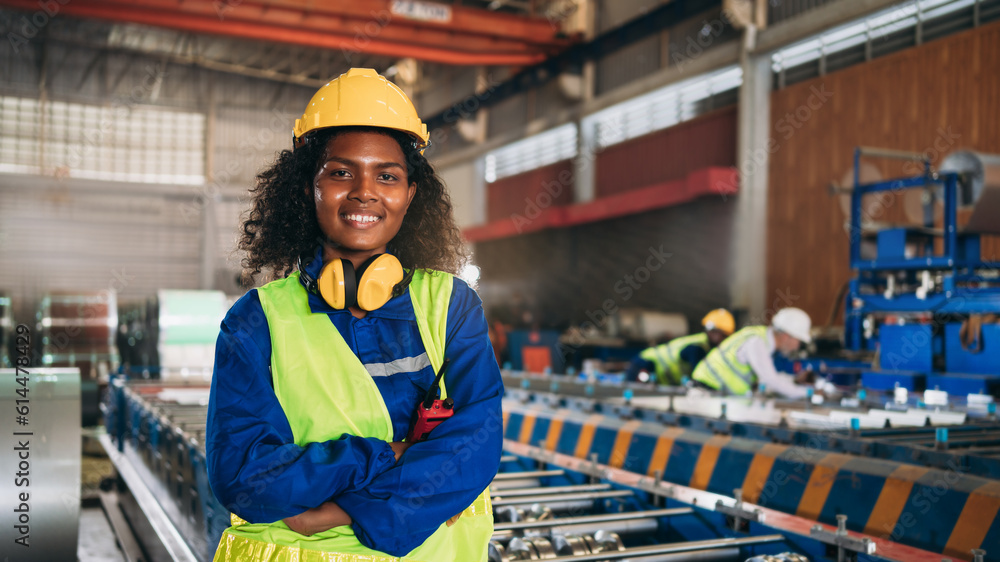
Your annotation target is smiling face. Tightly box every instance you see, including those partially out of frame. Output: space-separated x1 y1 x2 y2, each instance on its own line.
312 131 416 266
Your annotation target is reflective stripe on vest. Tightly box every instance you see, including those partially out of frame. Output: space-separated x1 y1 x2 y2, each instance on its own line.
639 333 708 385
691 326 768 395
214 270 493 562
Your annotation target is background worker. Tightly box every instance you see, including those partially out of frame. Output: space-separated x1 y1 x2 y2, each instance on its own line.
626 309 735 385
691 307 816 398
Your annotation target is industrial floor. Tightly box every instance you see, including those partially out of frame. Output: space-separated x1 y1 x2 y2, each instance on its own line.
80 431 126 561
78 506 124 561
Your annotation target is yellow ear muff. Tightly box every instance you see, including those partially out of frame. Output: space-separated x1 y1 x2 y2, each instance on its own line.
317 259 348 309
356 254 404 311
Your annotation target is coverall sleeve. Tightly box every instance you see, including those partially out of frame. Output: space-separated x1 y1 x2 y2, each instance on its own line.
679 344 708 369
205 290 398 523
625 353 656 382
334 278 504 556
737 336 809 399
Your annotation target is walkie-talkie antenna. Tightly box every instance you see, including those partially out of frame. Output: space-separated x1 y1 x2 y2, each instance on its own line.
422 358 450 409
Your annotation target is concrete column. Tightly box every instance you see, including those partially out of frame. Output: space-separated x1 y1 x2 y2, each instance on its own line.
574 119 597 203
472 156 488 225
574 0 598 204
731 28 772 321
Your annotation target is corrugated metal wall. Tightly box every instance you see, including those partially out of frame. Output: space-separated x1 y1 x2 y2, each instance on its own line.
0 174 202 320
594 0 668 96
598 0 670 30
415 64 480 117
489 91 531 139
768 0 838 26
474 197 735 329
595 105 736 196
0 28 316 318
596 35 662 96
768 20 1000 322
533 79 573 122
212 105 300 196
487 159 575 222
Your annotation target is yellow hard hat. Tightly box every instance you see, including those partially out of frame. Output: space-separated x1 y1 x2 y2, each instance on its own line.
702 308 735 335
293 68 430 150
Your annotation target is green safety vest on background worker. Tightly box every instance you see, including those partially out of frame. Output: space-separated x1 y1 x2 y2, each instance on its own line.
213 270 494 562
638 333 710 385
691 326 768 395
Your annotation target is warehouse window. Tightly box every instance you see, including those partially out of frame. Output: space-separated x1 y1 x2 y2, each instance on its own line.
771 0 996 87
585 66 743 151
484 123 577 183
0 96 205 185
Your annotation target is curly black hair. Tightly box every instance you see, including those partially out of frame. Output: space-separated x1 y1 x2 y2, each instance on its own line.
239 126 468 283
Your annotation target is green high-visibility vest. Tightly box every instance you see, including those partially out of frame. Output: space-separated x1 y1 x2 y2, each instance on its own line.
691 326 768 395
638 333 709 385
213 270 493 562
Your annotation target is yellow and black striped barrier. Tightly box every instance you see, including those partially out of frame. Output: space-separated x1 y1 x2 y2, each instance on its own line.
502 403 1000 559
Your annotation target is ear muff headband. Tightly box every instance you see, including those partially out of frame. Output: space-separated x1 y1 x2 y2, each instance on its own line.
301 253 407 311
356 254 405 311
317 258 346 309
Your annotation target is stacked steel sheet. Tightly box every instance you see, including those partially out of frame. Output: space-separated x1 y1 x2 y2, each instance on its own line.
38 291 118 380
116 297 160 378
156 290 228 381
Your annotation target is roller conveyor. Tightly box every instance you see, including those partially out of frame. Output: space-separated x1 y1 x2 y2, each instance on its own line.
502 371 1000 559
99 378 968 562
502 371 1000 478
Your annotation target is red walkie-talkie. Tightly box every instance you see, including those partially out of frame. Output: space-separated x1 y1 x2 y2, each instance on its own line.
406 358 454 442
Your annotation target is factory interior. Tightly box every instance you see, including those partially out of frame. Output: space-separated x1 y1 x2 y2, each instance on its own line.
1 0 1000 561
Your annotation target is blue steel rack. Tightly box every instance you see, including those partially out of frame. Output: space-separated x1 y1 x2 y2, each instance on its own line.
843 147 1000 381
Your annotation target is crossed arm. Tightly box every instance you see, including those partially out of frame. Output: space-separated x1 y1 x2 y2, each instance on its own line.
206 284 503 556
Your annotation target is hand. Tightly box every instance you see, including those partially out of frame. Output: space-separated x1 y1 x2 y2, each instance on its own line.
283 501 352 536
794 370 817 385
390 441 413 461
446 512 463 527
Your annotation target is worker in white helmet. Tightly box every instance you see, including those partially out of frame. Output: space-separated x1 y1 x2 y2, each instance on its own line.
691 307 815 398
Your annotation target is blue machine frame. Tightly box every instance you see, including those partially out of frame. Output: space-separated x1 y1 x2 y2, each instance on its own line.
843 147 1000 380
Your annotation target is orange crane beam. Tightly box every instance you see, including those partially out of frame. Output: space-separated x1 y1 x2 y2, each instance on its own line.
0 0 573 66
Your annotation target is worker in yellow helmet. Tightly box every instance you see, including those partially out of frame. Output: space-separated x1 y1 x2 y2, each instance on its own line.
206 69 499 561
692 307 815 398
626 309 735 385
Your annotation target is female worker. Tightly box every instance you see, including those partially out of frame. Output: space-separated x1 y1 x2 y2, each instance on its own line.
205 68 502 561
